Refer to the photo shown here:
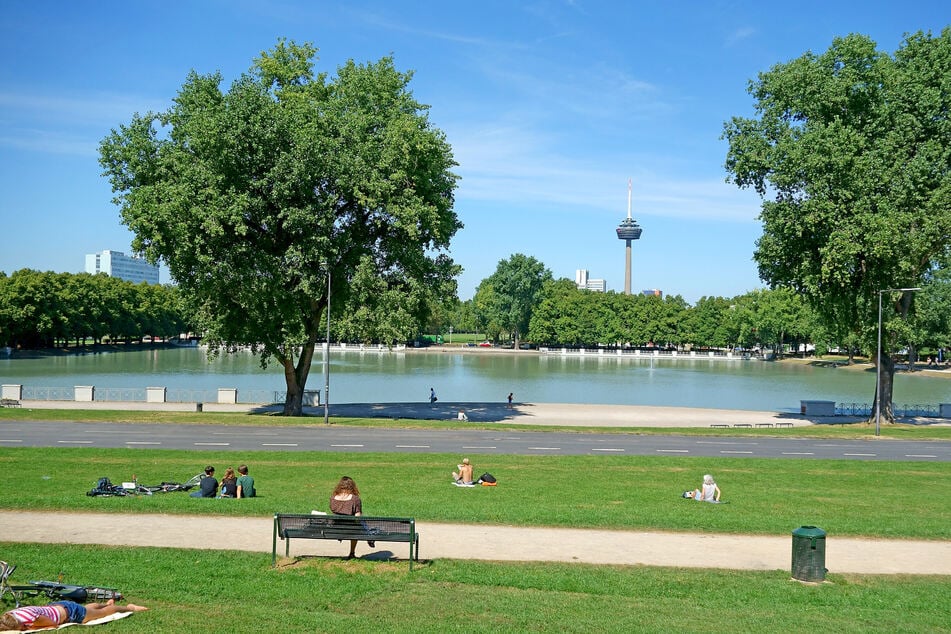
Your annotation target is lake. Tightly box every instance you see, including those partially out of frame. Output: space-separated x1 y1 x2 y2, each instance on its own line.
1 346 948 413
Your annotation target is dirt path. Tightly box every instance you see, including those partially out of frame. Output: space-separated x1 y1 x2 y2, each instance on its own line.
1 511 948 575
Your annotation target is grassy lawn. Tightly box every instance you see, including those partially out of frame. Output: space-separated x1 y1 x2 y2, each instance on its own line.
2 448 949 539
1 543 948 633
3 407 950 439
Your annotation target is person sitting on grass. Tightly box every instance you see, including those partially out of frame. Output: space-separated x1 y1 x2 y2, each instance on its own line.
189 465 218 498
683 474 721 503
452 458 475 486
219 466 238 498
1 599 148 630
236 464 255 498
457 409 469 422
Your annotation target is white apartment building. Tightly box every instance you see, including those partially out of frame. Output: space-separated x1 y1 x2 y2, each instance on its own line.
575 269 607 292
85 250 160 284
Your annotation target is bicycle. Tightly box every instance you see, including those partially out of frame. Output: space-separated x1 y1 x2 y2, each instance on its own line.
0 561 122 608
86 474 204 497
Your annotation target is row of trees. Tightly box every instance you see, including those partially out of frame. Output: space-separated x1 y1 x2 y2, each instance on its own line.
433 255 950 358
0 270 188 349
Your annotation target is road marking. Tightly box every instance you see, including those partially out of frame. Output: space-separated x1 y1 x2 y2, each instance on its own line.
528 447 561 451
0 439 23 443
463 446 496 449
591 448 624 452
84 430 151 435
657 449 689 453
125 441 161 445
194 442 230 446
330 444 364 448
782 452 814 455
905 454 937 458
843 453 876 457
262 443 298 447
696 441 759 445
58 440 93 444
395 445 430 448
720 450 754 454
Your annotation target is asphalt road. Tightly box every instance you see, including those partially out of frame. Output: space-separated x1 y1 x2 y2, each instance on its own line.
2 420 949 462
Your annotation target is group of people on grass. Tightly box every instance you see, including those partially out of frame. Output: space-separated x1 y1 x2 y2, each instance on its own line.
188 464 256 499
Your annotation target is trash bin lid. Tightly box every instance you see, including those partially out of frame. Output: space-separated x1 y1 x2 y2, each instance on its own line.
792 525 826 539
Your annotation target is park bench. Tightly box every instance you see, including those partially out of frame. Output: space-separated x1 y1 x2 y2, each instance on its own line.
775 422 794 428
732 423 752 428
0 398 20 408
272 513 419 569
710 424 729 428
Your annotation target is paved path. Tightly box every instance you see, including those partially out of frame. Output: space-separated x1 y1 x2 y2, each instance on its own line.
1 511 948 575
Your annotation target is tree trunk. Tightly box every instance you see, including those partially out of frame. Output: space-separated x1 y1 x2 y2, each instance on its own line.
870 353 897 424
282 342 317 416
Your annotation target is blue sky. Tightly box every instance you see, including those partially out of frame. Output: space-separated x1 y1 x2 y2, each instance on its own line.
1 1 947 302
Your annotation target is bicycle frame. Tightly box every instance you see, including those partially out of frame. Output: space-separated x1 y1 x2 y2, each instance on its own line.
0 561 122 608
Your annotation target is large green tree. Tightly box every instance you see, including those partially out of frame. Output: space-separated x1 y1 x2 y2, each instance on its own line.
100 40 460 415
723 30 951 422
474 254 552 349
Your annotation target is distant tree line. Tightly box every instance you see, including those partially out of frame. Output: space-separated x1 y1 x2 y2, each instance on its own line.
428 254 951 360
0 269 189 349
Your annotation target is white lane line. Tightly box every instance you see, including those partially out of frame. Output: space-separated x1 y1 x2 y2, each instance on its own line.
395 445 430 448
331 444 364 447
58 440 93 444
843 453 876 457
720 450 754 454
591 448 624 452
84 430 151 435
194 442 230 446
0 439 23 443
657 449 689 453
125 441 161 445
782 452 814 455
528 447 561 451
696 441 759 445
463 446 496 449
905 454 937 458
262 443 299 447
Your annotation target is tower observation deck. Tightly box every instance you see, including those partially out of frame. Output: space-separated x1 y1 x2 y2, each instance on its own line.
616 179 643 295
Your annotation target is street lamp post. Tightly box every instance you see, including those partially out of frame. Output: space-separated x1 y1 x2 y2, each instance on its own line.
324 267 331 425
876 287 921 436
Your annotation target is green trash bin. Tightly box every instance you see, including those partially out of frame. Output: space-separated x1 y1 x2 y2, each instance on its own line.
791 525 826 582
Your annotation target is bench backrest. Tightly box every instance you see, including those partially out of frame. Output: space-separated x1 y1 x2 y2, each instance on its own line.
275 514 416 542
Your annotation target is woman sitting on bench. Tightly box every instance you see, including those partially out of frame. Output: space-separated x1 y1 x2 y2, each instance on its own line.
329 476 374 559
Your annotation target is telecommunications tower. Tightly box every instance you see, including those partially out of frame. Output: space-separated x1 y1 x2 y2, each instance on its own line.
615 179 643 295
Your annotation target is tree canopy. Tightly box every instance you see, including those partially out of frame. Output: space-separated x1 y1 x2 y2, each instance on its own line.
473 254 552 349
723 29 951 420
99 40 461 415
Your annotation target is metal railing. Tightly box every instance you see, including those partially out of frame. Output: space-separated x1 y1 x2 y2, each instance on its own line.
836 402 941 418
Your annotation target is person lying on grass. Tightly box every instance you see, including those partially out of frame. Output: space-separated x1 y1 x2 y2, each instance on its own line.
1 599 148 630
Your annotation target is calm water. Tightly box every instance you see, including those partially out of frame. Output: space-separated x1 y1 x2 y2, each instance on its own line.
1 347 949 412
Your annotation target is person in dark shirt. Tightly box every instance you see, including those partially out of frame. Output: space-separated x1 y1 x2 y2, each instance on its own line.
190 465 218 498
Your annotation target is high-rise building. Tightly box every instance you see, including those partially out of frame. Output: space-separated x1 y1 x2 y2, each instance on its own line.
642 289 663 298
615 179 643 295
85 250 160 284
575 269 607 292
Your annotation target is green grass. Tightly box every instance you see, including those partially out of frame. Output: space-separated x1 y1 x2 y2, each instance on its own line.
1 543 948 633
2 448 948 539
3 407 950 439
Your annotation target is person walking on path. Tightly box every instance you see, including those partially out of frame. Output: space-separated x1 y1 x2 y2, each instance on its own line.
429 387 437 404
329 476 375 559
507 392 514 407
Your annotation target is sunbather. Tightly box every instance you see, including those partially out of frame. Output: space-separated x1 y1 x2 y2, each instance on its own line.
1 599 148 630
